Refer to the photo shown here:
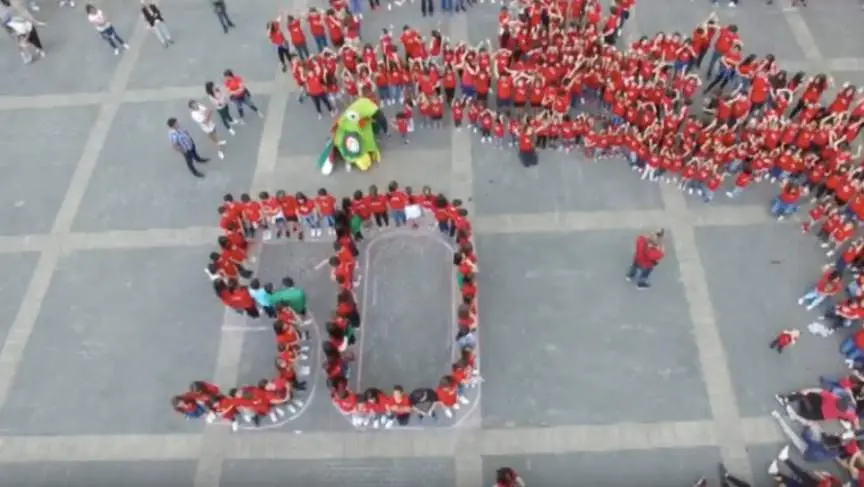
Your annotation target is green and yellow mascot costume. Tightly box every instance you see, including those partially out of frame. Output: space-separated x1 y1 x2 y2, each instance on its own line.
318 97 387 175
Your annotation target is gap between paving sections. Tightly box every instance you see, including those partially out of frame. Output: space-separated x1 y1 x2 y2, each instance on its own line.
0 205 789 255
627 5 751 478
191 30 297 487
446 12 484 487
0 417 786 462
0 19 148 419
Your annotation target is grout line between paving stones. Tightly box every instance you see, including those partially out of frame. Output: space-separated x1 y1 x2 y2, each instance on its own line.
0 417 787 462
0 18 149 418
191 30 297 487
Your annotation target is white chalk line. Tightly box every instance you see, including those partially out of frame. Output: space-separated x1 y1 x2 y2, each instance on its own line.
331 226 480 430
232 310 323 431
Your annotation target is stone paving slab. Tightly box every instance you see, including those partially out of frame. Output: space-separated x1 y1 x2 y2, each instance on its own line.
694 223 849 418
0 246 222 435
0 2 139 96
70 99 264 232
0 459 197 487
0 106 99 236
471 148 665 217
127 0 284 90
798 8 863 60
481 448 722 487
475 230 712 427
219 457 456 487
355 232 455 393
0 252 39 347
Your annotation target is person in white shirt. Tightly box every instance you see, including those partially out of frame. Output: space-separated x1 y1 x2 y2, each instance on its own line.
85 4 128 55
6 14 44 62
188 100 226 160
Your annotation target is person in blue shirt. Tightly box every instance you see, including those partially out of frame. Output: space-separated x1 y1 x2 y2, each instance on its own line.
248 279 276 318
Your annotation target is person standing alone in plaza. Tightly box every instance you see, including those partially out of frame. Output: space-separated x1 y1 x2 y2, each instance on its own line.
85 4 128 55
188 100 226 160
211 0 235 33
167 117 209 178
626 229 665 289
140 0 172 47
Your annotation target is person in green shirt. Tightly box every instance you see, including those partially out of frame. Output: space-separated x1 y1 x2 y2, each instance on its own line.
270 277 311 324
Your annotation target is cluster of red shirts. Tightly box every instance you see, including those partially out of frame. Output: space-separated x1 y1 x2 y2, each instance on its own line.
325 188 482 424
172 214 311 429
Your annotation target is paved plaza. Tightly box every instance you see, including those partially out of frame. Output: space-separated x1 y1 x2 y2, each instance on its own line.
0 0 862 485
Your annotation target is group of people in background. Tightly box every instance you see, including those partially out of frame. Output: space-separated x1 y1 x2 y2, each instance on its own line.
2 0 235 63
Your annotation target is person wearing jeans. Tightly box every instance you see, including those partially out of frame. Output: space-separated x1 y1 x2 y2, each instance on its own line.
626 230 665 289
205 81 237 135
167 118 208 178
85 4 128 55
211 0 235 33
223 69 263 120
140 0 172 47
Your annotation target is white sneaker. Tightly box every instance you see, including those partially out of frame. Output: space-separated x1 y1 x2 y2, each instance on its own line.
768 460 779 475
302 318 313 326
218 140 227 146
228 128 236 136
444 408 453 418
778 445 790 461
452 403 460 410
299 365 311 376
275 408 285 418
114 48 120 55
231 421 239 432
287 405 298 414
257 111 265 118
372 419 380 429
268 411 278 422
218 151 225 160
458 396 470 405
797 298 805 305
122 43 130 50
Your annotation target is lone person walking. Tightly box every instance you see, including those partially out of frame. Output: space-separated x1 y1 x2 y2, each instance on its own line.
626 229 665 289
210 0 234 33
140 0 172 47
85 4 128 55
167 117 209 178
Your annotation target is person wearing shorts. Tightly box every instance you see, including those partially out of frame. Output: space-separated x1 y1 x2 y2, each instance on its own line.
189 100 226 160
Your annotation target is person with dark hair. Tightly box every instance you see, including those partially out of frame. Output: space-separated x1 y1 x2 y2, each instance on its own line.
210 0 235 33
626 229 665 289
167 117 208 178
494 467 525 487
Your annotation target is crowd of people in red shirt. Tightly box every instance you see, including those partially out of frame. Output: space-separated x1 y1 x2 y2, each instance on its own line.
171 182 482 431
324 184 482 429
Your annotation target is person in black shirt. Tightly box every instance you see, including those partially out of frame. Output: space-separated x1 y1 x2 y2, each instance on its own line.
409 387 438 422
211 0 235 33
140 0 172 46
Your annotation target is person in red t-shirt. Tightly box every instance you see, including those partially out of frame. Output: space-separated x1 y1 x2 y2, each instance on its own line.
316 188 337 237
772 182 802 220
627 229 665 289
223 69 262 120
387 180 409 227
769 329 800 353
799 265 842 311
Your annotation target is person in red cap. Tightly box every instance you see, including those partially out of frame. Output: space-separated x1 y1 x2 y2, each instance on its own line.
626 229 665 289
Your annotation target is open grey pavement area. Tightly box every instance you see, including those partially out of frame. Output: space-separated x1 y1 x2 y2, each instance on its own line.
1 0 864 485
